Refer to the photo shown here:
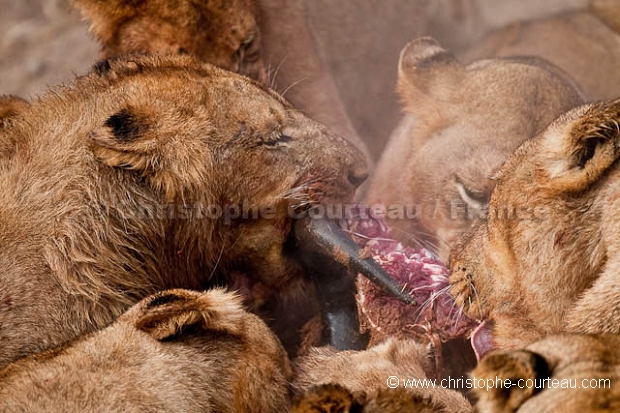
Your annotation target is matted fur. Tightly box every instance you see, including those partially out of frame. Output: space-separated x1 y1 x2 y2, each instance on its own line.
450 98 620 349
72 0 265 81
292 339 472 412
0 53 366 368
0 289 292 412
473 334 620 413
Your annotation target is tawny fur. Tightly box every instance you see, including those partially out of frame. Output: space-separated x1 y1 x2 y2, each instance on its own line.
0 53 366 368
450 98 620 350
462 0 620 102
259 0 587 159
69 0 585 162
292 339 472 412
293 384 468 413
0 95 28 127
71 0 266 82
591 0 620 32
473 334 620 413
0 288 292 412
0 95 29 159
367 37 584 261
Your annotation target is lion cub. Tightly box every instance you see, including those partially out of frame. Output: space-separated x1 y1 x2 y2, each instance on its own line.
71 0 265 81
292 339 473 412
450 98 620 351
473 334 620 413
0 53 366 368
367 37 583 261
0 95 28 127
0 289 292 412
462 0 620 101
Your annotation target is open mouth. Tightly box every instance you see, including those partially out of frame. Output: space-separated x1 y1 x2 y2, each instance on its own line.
290 204 484 363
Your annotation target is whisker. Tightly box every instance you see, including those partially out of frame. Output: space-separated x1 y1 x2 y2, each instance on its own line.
470 281 483 320
269 55 289 90
281 77 309 98
207 242 227 281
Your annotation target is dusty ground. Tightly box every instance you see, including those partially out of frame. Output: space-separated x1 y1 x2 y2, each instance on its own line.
0 0 98 99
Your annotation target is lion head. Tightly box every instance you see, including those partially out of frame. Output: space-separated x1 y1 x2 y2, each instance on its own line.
367 37 583 261
0 288 292 412
450 98 620 353
71 0 266 81
0 53 367 367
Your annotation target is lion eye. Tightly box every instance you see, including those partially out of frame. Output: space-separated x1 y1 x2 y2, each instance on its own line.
263 133 292 148
236 33 260 63
455 180 489 210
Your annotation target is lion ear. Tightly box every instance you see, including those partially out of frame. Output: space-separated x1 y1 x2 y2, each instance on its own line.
544 100 620 193
134 289 245 341
397 37 465 108
472 350 549 413
89 106 163 173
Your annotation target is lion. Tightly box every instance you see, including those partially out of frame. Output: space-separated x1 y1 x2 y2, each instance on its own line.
0 95 29 160
366 37 584 261
0 95 28 126
461 0 620 101
261 0 589 158
69 0 373 162
472 334 620 413
450 98 620 354
292 338 473 412
71 0 266 82
0 288 292 412
0 53 367 368
292 384 467 413
68 0 587 162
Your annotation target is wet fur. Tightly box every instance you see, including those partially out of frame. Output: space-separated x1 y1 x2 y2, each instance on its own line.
0 53 365 367
0 289 292 412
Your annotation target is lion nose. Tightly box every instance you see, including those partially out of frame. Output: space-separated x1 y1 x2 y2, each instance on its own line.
347 167 369 188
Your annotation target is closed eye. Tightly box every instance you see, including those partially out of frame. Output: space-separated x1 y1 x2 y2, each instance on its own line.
262 132 292 148
455 180 489 210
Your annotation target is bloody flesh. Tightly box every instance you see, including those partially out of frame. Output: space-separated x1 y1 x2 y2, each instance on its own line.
339 206 479 344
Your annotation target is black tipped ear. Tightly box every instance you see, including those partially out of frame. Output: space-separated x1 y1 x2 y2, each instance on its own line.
89 106 160 171
397 37 464 106
134 289 245 341
473 350 549 413
547 99 620 192
104 108 149 142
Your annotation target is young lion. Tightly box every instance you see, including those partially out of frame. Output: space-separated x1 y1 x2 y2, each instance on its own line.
0 95 28 127
461 0 620 101
450 98 620 352
0 53 367 368
473 334 620 413
0 288 292 412
292 339 473 412
71 0 266 82
367 37 583 261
